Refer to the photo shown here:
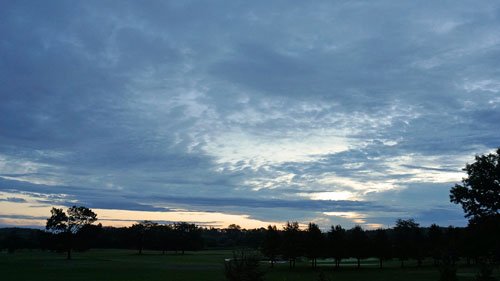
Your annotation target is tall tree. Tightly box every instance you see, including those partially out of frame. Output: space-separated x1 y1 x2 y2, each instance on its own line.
225 224 243 247
450 148 500 222
372 228 391 268
348 225 367 269
428 224 443 266
46 206 97 259
153 224 173 254
328 225 346 269
261 225 281 268
131 220 158 255
173 222 203 254
282 221 301 269
444 226 460 265
450 149 500 261
394 219 419 268
305 223 324 269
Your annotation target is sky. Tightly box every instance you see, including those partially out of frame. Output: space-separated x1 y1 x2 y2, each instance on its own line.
1 0 499 230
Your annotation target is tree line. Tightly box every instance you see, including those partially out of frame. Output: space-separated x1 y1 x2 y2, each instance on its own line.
260 218 499 269
1 216 498 268
0 220 204 258
1 148 499 269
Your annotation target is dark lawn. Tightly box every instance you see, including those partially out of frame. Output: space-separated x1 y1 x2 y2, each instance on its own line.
0 249 496 281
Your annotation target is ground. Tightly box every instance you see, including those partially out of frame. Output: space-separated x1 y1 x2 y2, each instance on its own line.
0 249 497 281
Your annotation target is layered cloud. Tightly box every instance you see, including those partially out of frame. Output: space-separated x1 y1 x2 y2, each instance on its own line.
1 1 499 229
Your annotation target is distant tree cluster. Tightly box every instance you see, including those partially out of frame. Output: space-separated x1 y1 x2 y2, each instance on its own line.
0 208 204 259
129 220 204 255
258 219 499 269
2 218 498 268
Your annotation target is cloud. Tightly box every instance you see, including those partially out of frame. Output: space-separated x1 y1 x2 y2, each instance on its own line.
1 0 498 228
0 197 27 203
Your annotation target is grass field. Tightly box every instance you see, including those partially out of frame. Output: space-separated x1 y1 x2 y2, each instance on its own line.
1 249 498 281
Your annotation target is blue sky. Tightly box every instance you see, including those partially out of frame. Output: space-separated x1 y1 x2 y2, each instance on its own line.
1 0 499 229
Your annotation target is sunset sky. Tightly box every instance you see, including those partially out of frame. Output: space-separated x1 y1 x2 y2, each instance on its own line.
1 1 499 229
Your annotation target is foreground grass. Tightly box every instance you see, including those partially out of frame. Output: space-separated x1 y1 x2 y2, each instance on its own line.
0 249 497 281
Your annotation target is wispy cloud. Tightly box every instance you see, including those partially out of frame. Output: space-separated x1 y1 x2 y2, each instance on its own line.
1 0 498 228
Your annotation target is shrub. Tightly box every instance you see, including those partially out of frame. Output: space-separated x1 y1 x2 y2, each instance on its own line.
474 264 497 281
224 249 265 281
438 260 458 281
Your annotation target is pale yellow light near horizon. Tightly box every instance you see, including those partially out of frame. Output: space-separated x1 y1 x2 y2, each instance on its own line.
0 192 282 229
94 208 281 229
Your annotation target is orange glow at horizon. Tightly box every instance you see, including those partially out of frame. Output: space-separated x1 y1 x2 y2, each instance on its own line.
0 192 283 229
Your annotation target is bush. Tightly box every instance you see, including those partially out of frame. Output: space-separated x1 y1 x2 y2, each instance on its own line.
224 249 265 281
439 261 458 281
474 264 497 281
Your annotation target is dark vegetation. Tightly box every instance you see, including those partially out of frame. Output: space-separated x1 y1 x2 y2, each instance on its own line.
1 217 498 269
0 149 499 281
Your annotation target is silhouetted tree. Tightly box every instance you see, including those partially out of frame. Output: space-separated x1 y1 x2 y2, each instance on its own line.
328 225 347 269
74 223 102 251
444 226 460 266
394 218 419 268
131 220 157 255
348 225 367 269
372 228 391 268
450 149 500 263
261 225 280 268
428 224 444 265
5 230 21 253
306 223 324 269
450 148 500 220
225 224 243 248
282 221 302 269
413 226 425 267
173 222 203 254
151 224 173 254
241 228 266 249
461 226 479 265
45 206 97 259
450 148 500 223
473 216 500 262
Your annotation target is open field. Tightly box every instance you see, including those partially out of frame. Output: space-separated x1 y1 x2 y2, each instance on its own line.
0 249 498 281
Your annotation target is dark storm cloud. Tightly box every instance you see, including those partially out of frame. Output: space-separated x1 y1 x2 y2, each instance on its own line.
1 0 499 227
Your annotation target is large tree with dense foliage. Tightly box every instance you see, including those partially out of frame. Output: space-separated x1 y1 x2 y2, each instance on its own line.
45 206 97 259
450 149 500 261
450 148 500 222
